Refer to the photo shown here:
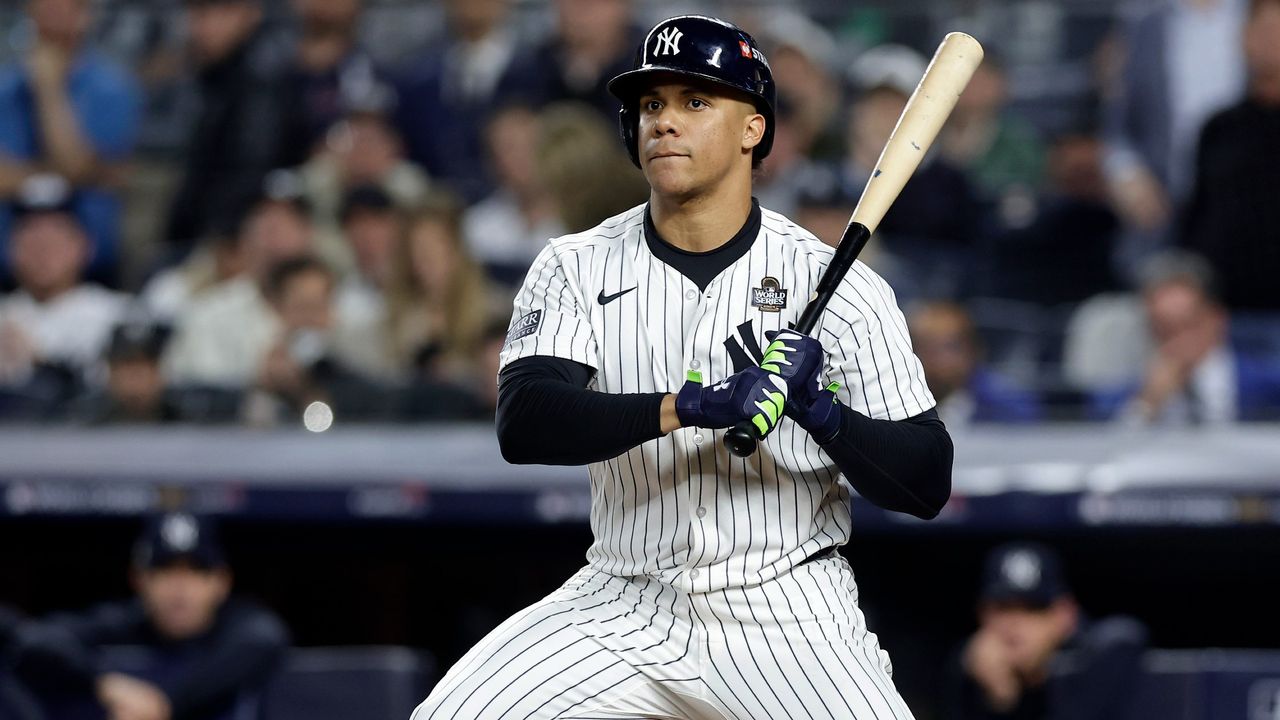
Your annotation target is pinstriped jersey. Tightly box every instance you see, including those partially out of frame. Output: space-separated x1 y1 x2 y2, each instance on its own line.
499 202 935 593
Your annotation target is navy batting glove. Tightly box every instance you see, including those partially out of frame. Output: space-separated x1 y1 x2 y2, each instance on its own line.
791 383 843 444
761 329 825 407
676 367 789 433
762 329 842 442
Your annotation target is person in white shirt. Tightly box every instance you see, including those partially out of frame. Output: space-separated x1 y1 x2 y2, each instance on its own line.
0 176 125 390
163 186 313 388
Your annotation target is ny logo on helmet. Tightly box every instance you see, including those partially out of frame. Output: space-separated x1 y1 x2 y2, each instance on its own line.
654 27 682 56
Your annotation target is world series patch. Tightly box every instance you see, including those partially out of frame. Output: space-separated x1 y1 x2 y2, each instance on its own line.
751 277 788 313
506 309 542 345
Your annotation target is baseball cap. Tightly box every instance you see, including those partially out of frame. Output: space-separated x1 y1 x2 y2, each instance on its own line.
133 513 227 571
339 184 395 225
979 542 1069 608
106 321 171 363
10 174 77 220
848 44 927 96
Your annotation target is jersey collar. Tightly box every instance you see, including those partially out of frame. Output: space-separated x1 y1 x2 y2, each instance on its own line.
643 199 762 292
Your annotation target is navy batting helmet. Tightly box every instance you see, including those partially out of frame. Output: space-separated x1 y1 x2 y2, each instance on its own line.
607 15 776 168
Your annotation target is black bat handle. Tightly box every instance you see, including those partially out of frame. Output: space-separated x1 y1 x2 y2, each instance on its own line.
724 222 872 458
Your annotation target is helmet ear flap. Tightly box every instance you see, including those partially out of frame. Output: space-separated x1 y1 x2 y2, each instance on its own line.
618 106 641 169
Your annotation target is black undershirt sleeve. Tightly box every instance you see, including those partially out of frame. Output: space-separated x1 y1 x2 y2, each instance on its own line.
818 406 954 520
497 357 954 521
497 355 668 465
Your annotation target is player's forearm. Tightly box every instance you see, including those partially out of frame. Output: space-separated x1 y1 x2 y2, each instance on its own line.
819 406 953 519
496 359 669 465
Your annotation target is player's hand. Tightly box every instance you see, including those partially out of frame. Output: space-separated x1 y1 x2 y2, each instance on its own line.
676 366 787 434
762 329 841 443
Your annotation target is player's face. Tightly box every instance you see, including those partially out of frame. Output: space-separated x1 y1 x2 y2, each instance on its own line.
637 79 764 199
135 564 231 641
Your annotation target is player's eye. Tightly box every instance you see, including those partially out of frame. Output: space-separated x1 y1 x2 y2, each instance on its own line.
688 98 707 109
643 100 662 112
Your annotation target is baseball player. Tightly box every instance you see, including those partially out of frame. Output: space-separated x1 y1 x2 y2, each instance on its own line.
413 15 953 720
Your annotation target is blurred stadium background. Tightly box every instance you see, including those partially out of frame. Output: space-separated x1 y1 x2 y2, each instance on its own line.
1 0 1279 718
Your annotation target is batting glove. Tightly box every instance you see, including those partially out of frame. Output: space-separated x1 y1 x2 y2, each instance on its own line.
762 329 843 443
676 366 789 435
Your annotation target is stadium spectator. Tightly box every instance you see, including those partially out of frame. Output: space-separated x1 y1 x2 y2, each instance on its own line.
139 232 244 325
300 98 429 279
69 320 241 425
0 176 127 412
394 0 519 203
329 185 401 381
279 0 388 167
939 55 1046 213
0 0 141 286
504 0 642 118
388 194 498 384
908 302 1042 426
164 173 313 387
753 99 830 220
462 104 564 286
1102 0 1247 261
535 103 648 234
1095 252 1280 423
752 8 846 162
165 0 290 250
946 542 1147 720
843 45 982 299
8 513 288 720
975 130 1121 306
244 256 388 426
1180 0 1280 310
71 321 177 425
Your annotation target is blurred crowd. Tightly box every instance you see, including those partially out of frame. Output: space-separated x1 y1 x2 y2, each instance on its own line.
0 0 1278 429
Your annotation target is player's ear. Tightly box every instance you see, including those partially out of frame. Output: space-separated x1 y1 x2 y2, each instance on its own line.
742 111 765 153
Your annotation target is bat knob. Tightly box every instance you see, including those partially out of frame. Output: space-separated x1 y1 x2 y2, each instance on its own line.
724 422 759 458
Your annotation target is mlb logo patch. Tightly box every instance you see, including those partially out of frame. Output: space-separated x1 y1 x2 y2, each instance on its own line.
739 41 752 58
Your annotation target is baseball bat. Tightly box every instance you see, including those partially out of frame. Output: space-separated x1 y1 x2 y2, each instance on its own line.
725 31 984 458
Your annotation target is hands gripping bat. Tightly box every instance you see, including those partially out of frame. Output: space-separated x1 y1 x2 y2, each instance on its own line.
725 32 985 458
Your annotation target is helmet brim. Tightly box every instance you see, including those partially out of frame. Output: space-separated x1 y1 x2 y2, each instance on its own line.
607 66 770 115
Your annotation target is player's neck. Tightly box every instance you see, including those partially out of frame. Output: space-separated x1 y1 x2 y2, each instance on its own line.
649 181 754 253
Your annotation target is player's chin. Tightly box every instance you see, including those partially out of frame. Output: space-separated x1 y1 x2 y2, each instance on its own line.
643 164 697 197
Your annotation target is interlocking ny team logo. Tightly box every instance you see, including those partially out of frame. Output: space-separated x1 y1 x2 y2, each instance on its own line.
654 26 682 56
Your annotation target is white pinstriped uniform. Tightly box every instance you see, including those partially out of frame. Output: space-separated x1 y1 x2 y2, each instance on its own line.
413 203 934 719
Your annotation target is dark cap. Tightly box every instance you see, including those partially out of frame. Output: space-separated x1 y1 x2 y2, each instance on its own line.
106 321 171 363
339 184 395 224
980 542 1068 608
133 513 226 571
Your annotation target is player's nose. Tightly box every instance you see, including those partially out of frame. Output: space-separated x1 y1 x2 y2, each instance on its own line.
649 106 681 137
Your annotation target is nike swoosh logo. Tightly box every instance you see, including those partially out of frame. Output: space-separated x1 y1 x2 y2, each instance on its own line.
597 286 637 305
